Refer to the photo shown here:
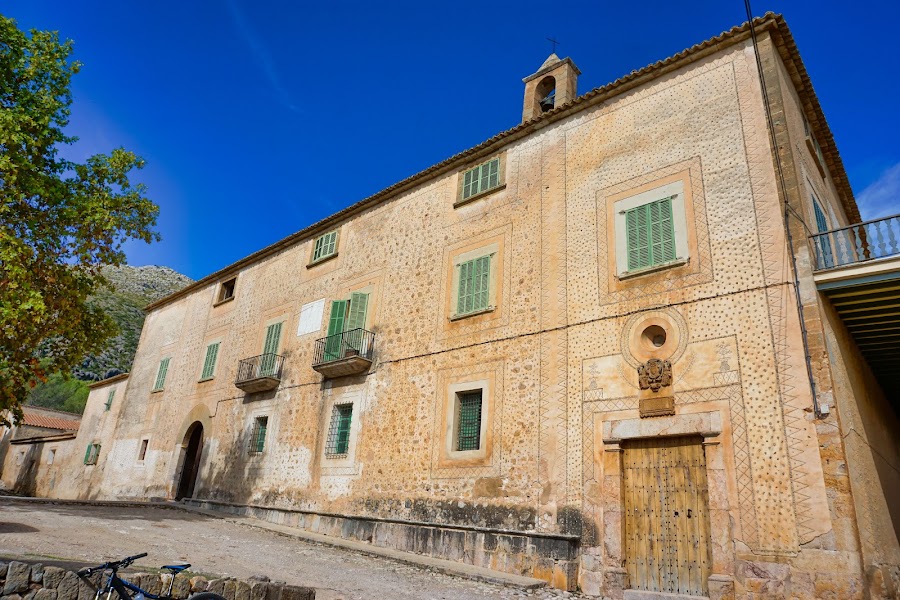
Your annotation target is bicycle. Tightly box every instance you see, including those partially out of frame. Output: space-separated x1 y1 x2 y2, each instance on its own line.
77 552 225 600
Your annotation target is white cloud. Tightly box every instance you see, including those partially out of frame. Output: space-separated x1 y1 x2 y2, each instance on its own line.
857 162 900 221
225 0 300 113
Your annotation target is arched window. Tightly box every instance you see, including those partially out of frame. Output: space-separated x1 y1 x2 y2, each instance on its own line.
536 76 556 113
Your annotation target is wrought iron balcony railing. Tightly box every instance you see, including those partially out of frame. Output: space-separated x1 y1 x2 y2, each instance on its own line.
810 213 900 271
312 328 375 378
235 353 284 392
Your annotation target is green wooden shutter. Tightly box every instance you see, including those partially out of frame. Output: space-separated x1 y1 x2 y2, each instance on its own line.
347 293 369 331
252 417 267 453
626 198 676 271
153 357 170 391
813 198 834 267
456 391 483 451
336 405 352 455
104 389 115 411
650 198 676 264
487 158 499 189
201 342 220 379
83 443 92 465
313 231 338 261
260 323 283 376
463 169 475 199
456 255 491 315
325 300 347 360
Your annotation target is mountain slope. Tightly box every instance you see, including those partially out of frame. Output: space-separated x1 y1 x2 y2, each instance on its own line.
27 265 192 413
73 265 193 381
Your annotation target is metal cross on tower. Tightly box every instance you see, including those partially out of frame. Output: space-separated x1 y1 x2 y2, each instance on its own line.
546 37 560 54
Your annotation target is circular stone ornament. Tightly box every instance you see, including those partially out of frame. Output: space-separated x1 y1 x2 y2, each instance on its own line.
620 307 689 368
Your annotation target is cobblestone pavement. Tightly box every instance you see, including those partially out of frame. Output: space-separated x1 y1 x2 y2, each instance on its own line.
0 503 590 600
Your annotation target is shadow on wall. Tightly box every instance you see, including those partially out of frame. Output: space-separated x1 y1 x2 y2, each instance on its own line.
13 444 41 496
198 418 264 504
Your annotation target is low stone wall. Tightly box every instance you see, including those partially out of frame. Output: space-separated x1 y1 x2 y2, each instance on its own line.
186 498 581 590
0 561 314 600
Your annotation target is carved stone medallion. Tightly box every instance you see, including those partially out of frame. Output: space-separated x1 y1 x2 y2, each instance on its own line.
638 358 673 392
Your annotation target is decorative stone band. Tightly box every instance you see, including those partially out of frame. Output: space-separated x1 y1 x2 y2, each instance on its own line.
0 560 315 600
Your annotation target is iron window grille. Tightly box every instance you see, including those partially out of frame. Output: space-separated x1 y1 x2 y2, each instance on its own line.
249 416 268 454
456 390 483 451
326 404 353 457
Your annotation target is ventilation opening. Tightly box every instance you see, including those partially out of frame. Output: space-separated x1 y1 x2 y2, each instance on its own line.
642 325 667 349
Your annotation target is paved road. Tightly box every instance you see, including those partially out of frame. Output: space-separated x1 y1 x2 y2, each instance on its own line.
0 503 583 600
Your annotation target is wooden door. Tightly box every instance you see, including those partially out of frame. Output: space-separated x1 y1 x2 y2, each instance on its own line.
623 436 711 596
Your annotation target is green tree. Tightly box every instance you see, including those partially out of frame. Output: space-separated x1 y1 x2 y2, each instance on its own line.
26 370 90 414
0 15 159 425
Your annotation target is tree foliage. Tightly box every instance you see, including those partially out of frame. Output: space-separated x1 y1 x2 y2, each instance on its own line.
26 370 89 414
0 15 159 425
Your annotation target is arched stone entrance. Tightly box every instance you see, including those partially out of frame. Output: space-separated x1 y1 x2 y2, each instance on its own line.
176 421 204 500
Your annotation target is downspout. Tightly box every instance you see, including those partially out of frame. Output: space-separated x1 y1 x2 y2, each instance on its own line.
744 2 823 418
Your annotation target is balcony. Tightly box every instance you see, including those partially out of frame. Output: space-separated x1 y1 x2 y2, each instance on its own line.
811 213 900 394
312 328 375 378
235 353 284 393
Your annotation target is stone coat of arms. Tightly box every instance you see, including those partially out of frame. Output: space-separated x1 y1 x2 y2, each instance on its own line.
638 358 673 392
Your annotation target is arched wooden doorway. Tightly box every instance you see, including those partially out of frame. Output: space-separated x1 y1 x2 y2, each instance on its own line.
176 421 204 500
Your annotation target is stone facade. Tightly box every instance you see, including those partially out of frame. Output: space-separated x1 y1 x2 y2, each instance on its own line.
22 15 900 599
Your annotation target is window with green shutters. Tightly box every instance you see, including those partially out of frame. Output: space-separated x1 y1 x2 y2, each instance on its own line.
104 389 115 411
625 197 677 271
260 322 283 376
326 404 353 457
200 342 220 380
249 416 268 454
462 158 501 201
323 292 370 361
83 443 101 465
456 255 491 316
812 196 834 268
456 391 483 451
152 357 170 392
312 230 338 262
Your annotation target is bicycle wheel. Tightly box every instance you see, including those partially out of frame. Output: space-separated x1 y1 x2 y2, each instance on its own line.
190 593 226 600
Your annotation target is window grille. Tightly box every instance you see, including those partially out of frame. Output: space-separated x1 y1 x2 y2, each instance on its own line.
249 416 268 454
456 391 483 451
326 404 353 457
312 231 338 262
462 158 500 200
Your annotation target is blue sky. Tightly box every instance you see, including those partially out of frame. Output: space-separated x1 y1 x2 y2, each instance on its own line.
6 1 899 280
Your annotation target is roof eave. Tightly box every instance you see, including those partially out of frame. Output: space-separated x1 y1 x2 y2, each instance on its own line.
144 13 857 313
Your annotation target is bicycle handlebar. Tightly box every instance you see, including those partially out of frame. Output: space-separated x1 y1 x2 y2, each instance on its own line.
78 553 148 576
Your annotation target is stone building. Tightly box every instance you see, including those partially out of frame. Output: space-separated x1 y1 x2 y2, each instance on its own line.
29 13 900 600
0 405 80 495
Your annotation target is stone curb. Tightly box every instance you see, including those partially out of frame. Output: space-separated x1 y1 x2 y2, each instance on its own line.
2 496 547 590
176 504 548 590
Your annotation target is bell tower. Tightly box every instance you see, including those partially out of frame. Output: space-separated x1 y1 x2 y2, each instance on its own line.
522 53 581 123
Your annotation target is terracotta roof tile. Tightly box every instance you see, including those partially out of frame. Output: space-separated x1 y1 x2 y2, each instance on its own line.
21 407 81 431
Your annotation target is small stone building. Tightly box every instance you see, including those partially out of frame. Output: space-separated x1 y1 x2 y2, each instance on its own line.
0 406 80 495
33 14 900 600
